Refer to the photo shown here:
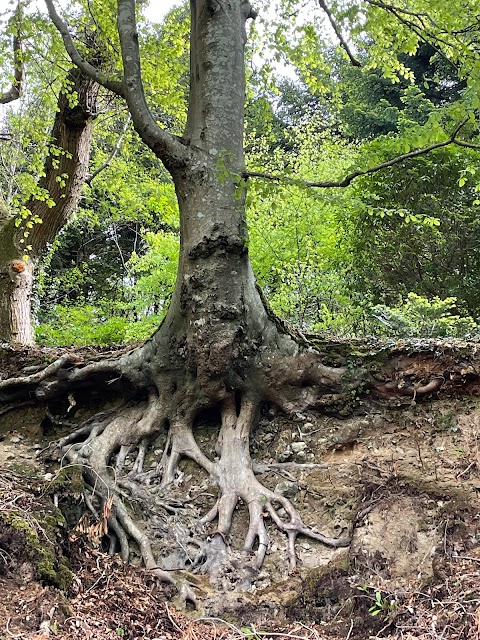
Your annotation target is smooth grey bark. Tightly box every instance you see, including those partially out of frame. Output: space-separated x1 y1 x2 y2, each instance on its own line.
0 69 98 345
15 0 351 589
146 0 279 389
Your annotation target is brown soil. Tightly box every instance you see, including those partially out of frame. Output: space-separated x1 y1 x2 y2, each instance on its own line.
1 340 480 639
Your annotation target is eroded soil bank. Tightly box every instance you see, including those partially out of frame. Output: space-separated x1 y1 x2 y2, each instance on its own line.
0 340 479 639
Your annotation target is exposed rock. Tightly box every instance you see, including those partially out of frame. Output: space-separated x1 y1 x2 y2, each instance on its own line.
274 480 299 498
291 441 307 453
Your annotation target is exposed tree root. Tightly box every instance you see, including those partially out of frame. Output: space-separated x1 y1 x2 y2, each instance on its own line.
0 337 449 605
371 376 445 398
57 401 197 604
51 382 350 600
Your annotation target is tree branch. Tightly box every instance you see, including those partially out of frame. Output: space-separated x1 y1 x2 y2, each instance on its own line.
0 2 25 104
116 0 190 168
86 114 131 186
245 121 472 189
317 0 361 67
452 139 480 150
45 0 191 170
44 0 125 97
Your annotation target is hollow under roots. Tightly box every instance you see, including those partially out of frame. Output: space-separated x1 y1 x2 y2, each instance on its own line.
55 387 350 599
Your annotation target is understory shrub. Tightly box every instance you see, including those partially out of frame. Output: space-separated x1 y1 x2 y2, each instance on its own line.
369 293 477 338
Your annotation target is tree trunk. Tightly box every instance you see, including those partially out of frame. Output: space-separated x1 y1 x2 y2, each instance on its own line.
0 237 34 345
146 0 282 386
0 69 98 345
0 0 454 606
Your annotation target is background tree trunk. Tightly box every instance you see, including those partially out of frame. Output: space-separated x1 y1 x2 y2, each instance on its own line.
0 68 98 345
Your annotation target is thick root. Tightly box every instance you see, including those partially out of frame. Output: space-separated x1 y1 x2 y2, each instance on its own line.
151 395 350 577
52 388 349 596
3 345 358 596
199 451 350 572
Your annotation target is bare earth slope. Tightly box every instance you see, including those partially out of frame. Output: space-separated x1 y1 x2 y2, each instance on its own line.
0 339 479 639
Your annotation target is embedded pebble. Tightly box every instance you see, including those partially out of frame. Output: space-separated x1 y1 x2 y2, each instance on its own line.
277 447 292 462
291 441 307 453
274 480 299 498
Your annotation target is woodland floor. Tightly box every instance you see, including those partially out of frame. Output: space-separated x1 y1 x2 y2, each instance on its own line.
0 340 480 640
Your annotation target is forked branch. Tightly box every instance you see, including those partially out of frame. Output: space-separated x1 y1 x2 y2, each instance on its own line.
44 0 125 96
45 0 191 170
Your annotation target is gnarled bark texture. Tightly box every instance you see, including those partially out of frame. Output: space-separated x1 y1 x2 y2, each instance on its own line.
0 68 98 345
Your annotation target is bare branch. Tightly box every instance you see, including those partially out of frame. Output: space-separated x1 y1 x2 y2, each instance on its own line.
318 0 361 67
116 0 190 168
452 139 480 150
0 3 25 104
44 0 125 97
245 120 472 189
86 114 131 186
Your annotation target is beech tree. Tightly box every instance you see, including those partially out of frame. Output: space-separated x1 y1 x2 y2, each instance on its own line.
1 0 479 599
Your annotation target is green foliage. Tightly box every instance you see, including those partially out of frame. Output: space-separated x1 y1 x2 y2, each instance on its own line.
0 5 80 214
36 228 178 345
140 6 190 130
0 82 61 213
126 231 179 320
343 146 480 318
357 585 397 618
240 627 266 639
247 135 357 331
36 102 181 346
35 303 166 347
36 304 129 346
370 293 477 338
